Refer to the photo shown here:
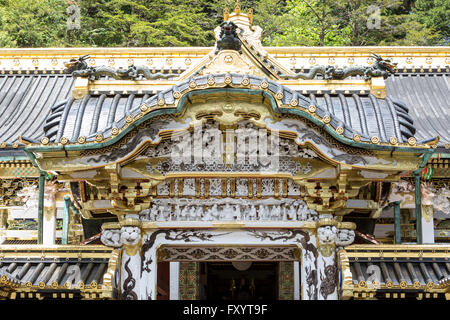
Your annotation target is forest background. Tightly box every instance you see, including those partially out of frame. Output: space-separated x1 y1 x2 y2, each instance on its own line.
0 0 448 48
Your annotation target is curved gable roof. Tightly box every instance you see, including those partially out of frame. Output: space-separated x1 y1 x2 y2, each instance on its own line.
39 73 418 152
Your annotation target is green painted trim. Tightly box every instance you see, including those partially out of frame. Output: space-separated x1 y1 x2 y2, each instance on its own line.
430 152 450 158
62 195 70 245
0 156 30 162
414 173 422 244
37 172 45 244
413 153 433 175
412 153 432 245
25 88 436 155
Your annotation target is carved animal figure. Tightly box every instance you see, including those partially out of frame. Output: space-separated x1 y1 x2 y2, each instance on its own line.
324 54 396 80
101 229 122 248
279 65 328 80
336 229 355 248
63 54 90 74
65 55 177 81
320 263 338 299
317 225 337 245
121 226 141 246
215 21 242 54
280 53 397 81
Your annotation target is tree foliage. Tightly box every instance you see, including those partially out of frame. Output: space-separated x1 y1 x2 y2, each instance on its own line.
0 0 447 47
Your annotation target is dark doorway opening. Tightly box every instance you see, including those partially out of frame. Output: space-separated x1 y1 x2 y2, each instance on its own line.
200 262 278 300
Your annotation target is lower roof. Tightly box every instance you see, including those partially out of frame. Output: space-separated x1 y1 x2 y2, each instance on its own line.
386 73 449 147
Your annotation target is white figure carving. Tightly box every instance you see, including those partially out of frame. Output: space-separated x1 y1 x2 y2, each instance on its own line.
318 225 337 245
248 205 257 220
16 185 39 209
336 229 355 248
181 206 189 221
157 206 166 221
223 203 234 220
202 206 213 221
297 203 308 221
150 205 158 221
259 205 269 220
210 204 220 220
174 205 181 220
195 206 203 220
101 229 122 247
233 205 241 220
287 205 297 221
271 205 281 220
121 226 141 246
306 208 318 222
188 206 196 221
434 187 450 213
282 206 288 221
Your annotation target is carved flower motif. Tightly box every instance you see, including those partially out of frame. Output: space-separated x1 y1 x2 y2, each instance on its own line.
224 55 233 64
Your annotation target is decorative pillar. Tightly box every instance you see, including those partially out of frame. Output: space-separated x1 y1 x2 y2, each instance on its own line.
293 261 300 300
278 262 295 300
414 173 423 244
421 205 435 243
316 216 338 300
119 216 142 300
37 173 45 244
139 229 159 300
170 262 180 300
179 262 200 300
42 182 57 245
62 196 71 245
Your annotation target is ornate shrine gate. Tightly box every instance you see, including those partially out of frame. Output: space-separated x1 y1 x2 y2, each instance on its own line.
24 8 430 300
25 72 427 299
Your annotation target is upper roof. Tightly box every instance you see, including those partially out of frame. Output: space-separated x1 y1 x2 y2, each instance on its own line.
40 73 416 147
0 7 448 155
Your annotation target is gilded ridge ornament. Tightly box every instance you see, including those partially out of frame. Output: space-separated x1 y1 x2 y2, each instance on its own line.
140 104 149 112
275 91 284 100
125 115 134 123
224 75 232 84
189 80 197 88
60 137 68 145
77 136 86 144
290 99 298 107
95 134 103 142
173 91 181 99
157 98 165 106
408 137 417 146
389 137 398 145
260 80 268 89
41 137 49 145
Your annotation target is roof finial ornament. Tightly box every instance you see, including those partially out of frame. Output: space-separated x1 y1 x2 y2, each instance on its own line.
234 0 241 15
223 8 230 21
247 8 253 25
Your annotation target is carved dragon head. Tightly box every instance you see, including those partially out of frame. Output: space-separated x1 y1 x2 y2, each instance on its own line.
63 54 90 74
371 53 397 74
